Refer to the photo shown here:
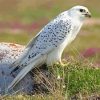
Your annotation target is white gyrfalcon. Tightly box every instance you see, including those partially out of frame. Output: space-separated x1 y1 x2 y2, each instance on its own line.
8 5 91 90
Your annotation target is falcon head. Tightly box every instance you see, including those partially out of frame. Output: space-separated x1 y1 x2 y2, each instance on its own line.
69 5 91 21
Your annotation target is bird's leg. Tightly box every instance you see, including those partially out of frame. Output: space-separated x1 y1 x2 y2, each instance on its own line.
56 60 69 81
56 61 66 89
56 60 64 80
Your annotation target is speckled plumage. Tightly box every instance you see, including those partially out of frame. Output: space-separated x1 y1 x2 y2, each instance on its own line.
8 6 91 90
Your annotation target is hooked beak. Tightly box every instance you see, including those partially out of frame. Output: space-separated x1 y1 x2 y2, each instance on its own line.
84 12 91 18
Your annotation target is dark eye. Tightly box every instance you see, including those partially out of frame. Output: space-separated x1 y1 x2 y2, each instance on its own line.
80 9 84 12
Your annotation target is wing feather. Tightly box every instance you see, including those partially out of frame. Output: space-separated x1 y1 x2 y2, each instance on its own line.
8 55 47 90
9 15 73 89
11 33 40 70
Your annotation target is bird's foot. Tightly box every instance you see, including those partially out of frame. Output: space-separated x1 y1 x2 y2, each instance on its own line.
56 61 70 67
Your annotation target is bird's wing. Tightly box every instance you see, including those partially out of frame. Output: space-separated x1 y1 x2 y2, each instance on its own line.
11 33 41 71
26 31 42 48
8 43 57 90
8 17 73 89
8 42 59 90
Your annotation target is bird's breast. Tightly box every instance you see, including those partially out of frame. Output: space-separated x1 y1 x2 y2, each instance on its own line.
46 33 73 66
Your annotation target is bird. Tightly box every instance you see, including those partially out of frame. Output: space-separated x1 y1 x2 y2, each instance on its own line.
8 5 91 90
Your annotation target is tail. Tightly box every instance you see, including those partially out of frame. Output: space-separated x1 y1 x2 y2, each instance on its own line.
7 55 46 90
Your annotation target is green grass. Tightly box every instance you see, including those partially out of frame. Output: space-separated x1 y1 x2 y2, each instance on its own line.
65 64 100 95
2 60 100 100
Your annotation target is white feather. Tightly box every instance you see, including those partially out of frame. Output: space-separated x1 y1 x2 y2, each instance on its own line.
7 55 46 90
8 5 91 90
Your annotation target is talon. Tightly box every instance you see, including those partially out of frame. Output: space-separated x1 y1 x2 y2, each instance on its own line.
60 61 70 67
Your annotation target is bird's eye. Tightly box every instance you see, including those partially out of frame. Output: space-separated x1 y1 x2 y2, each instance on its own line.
80 9 84 12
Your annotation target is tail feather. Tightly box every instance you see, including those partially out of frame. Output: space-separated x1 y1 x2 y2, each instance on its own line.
10 48 31 69
7 55 46 90
10 53 44 74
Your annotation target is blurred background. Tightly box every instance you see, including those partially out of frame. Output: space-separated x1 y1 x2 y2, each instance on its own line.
0 0 99 66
